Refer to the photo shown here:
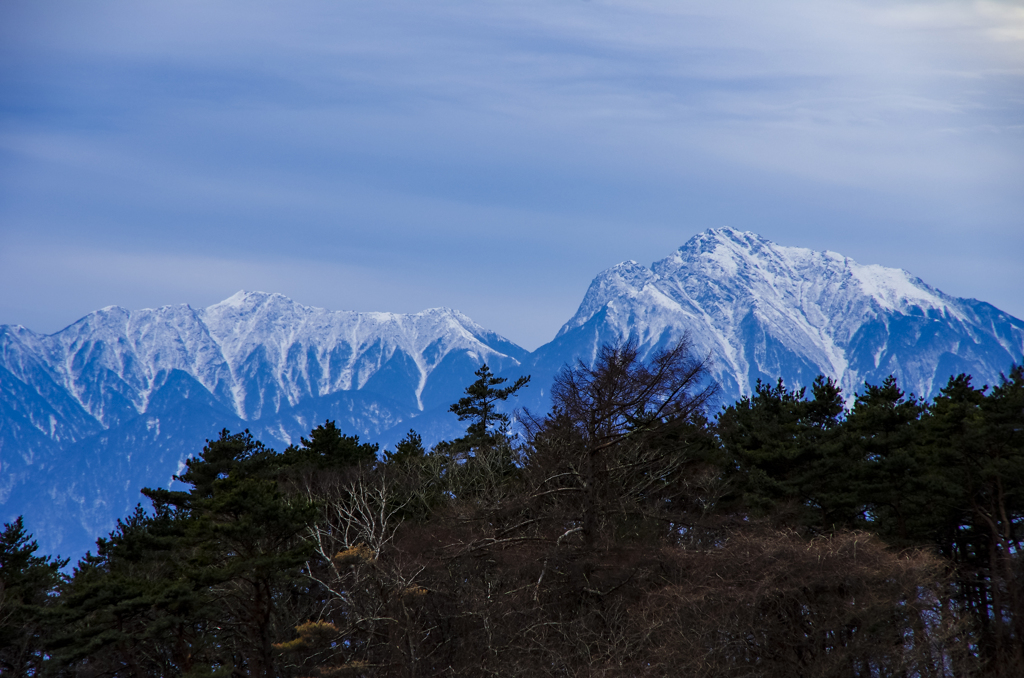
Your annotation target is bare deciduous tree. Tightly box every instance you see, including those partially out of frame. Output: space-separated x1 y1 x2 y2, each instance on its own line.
524 336 720 545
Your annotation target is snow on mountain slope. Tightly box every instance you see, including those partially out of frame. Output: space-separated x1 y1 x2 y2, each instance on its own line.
539 228 1024 404
0 293 527 557
4 231 1022 560
200 292 527 417
0 291 527 433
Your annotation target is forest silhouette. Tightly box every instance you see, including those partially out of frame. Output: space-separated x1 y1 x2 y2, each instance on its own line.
3 337 1023 677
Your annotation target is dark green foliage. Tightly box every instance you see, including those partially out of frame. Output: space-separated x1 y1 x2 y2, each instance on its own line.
48 430 321 677
0 517 66 676
448 363 529 448
916 367 1024 673
46 505 202 676
718 366 1024 675
282 419 379 470
144 431 319 677
382 429 425 466
718 375 848 526
842 376 928 543
20 353 1024 676
424 364 531 503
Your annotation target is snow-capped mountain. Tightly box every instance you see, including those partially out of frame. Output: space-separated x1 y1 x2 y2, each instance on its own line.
0 292 528 556
3 229 1022 559
530 228 1024 405
2 291 527 426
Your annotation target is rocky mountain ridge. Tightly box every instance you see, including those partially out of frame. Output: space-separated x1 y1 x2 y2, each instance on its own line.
0 293 527 554
3 229 1022 558
536 228 1023 405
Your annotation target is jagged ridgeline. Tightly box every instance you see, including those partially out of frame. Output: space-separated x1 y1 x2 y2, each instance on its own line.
2 228 1022 557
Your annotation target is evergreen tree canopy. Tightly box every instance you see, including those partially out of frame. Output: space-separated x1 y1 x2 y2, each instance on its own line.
283 419 379 470
717 375 847 525
0 517 66 676
54 430 324 677
448 363 529 448
382 429 426 466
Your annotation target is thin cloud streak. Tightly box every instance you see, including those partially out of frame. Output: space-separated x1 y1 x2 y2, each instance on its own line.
1 0 1021 349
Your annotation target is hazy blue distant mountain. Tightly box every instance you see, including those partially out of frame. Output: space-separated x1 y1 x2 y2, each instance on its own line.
0 292 528 557
3 231 1022 559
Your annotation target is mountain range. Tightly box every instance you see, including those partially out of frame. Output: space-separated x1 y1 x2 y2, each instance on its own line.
3 228 1022 557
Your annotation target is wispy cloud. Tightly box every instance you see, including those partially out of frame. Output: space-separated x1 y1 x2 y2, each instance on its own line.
1 0 1021 348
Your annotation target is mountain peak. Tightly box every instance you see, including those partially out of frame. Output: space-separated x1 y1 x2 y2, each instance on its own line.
209 290 296 312
554 229 1023 404
418 306 466 320
556 260 663 338
4 231 1023 561
682 227 766 252
656 229 950 315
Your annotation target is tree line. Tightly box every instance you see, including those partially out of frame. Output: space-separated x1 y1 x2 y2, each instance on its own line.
2 337 1022 677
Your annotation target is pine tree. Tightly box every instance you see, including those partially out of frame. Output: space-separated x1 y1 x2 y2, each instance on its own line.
143 430 318 678
842 375 927 543
717 375 849 528
917 367 1024 673
0 517 66 676
282 419 379 470
47 505 203 676
448 363 529 449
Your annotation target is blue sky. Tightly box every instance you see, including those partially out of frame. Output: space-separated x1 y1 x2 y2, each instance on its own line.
1 0 1022 350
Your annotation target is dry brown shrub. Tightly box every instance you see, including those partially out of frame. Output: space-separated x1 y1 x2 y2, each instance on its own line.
634 528 969 678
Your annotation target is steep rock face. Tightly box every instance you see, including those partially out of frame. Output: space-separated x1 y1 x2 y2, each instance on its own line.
533 228 1024 405
0 292 527 556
